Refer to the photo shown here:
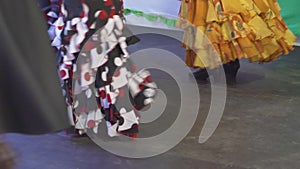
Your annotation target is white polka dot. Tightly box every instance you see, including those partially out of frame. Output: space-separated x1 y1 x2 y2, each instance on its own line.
114 57 123 66
86 89 92 98
143 88 155 97
74 100 79 108
120 108 127 114
144 98 153 105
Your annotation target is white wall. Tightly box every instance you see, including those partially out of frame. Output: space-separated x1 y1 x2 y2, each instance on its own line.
124 0 181 29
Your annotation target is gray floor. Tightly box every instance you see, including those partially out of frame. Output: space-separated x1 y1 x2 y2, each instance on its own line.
2 27 300 169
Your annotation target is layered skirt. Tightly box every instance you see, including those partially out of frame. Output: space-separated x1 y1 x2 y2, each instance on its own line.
177 0 297 69
41 0 156 137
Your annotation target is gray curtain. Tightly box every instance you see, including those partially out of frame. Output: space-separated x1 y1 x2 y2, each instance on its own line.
0 0 69 134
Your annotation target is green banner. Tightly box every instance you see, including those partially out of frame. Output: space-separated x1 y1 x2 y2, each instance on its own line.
124 9 177 27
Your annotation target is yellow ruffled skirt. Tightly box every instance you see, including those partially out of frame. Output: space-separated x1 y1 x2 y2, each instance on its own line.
177 0 297 69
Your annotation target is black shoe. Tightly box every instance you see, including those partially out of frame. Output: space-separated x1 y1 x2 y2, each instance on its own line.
126 35 141 46
123 26 141 46
192 69 209 82
223 59 240 85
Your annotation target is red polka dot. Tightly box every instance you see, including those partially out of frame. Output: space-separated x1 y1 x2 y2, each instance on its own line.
113 70 120 77
100 90 106 99
84 72 90 81
110 8 116 18
139 84 144 90
58 26 63 30
98 10 108 20
119 88 125 97
80 11 85 18
87 120 96 128
104 0 113 6
143 76 152 83
60 70 67 78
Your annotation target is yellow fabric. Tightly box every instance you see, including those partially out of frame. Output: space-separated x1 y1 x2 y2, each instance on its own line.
206 0 219 23
193 0 208 26
222 0 245 14
177 0 297 69
248 15 273 40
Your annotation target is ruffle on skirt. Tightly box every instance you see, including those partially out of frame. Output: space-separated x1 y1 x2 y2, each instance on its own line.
42 0 157 137
177 0 297 69
72 17 157 136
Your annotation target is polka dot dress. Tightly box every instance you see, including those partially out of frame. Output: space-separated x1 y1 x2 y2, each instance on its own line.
41 0 157 137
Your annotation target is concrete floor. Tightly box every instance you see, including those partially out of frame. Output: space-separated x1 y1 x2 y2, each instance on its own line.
2 27 300 169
